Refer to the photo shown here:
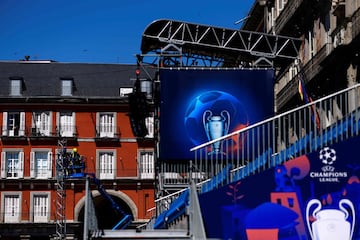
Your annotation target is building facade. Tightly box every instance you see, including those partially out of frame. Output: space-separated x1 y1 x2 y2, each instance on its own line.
242 0 360 112
0 60 156 239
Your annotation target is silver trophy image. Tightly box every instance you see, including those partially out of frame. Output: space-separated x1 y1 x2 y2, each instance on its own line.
203 110 230 155
306 198 355 240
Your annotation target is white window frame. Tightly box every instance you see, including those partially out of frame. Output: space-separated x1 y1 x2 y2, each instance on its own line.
308 30 316 59
289 62 298 80
270 7 276 32
2 111 25 136
276 0 287 16
145 115 154 138
97 112 116 138
139 150 154 179
61 79 73 96
58 112 75 137
2 192 21 223
31 192 50 222
97 149 116 179
10 79 22 96
30 149 53 179
32 111 52 136
1 149 24 179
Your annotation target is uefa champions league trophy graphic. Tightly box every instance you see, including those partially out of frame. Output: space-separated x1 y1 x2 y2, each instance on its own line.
306 198 355 240
203 110 230 155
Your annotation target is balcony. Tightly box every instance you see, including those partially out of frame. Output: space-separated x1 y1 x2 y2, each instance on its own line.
274 0 305 34
276 44 330 109
27 125 78 144
332 0 345 18
56 125 78 138
352 7 360 39
1 127 27 143
94 126 121 145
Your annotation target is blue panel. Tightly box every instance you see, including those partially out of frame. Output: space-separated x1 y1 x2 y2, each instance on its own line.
165 190 189 224
153 211 167 229
154 189 190 229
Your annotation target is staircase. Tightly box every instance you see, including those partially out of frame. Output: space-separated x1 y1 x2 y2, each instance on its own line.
190 83 360 187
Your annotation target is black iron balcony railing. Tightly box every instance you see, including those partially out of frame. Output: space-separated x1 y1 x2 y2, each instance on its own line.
26 126 78 138
95 125 121 139
56 125 78 138
1 127 27 137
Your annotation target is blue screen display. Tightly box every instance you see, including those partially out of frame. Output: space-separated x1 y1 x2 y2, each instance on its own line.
159 69 274 160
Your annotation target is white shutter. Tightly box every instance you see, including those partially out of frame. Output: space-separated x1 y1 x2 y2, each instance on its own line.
145 116 154 138
100 114 114 137
60 112 73 137
34 194 49 222
99 153 115 179
2 112 8 136
140 152 155 179
1 152 6 178
19 112 25 136
4 195 20 223
47 152 53 178
30 152 35 178
48 112 52 136
18 152 24 178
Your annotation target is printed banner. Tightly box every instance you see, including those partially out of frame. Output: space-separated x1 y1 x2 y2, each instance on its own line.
199 135 360 239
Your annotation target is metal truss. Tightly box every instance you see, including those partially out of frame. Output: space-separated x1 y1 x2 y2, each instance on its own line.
141 19 301 67
55 139 67 240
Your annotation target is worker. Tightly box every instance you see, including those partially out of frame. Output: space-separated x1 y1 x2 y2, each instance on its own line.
72 148 83 173
72 148 79 159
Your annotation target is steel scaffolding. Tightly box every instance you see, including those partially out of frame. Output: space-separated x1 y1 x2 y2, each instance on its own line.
55 139 67 239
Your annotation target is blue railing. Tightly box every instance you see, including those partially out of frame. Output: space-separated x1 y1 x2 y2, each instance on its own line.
154 189 189 229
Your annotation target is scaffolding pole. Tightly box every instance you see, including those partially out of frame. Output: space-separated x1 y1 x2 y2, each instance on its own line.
55 139 67 239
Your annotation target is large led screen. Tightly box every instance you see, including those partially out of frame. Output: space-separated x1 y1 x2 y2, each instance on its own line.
159 69 274 161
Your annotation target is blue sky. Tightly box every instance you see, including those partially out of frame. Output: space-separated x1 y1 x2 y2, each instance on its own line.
0 0 254 64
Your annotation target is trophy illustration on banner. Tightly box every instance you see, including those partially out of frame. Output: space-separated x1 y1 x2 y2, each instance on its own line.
306 198 355 240
203 110 230 155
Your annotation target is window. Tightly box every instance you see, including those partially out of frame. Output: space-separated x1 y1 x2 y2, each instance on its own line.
61 79 73 96
145 115 154 138
119 87 133 97
139 150 154 179
277 0 287 15
30 150 52 179
97 112 116 137
31 193 49 222
308 30 316 59
58 112 75 137
1 150 24 178
267 7 276 33
10 79 22 96
33 111 52 136
97 150 116 179
3 193 21 223
289 63 298 79
2 111 25 136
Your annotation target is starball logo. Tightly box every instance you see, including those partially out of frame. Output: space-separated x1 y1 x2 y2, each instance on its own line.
309 147 347 182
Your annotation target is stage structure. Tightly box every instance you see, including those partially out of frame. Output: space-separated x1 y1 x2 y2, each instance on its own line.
132 19 303 199
140 19 302 68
